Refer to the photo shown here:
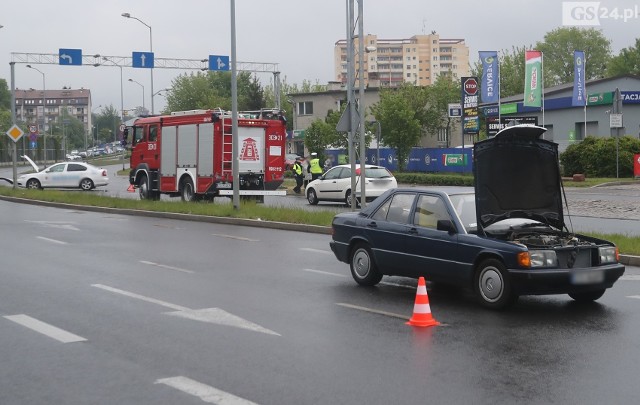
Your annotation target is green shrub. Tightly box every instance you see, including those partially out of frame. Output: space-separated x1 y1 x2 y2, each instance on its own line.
394 172 474 186
560 136 640 177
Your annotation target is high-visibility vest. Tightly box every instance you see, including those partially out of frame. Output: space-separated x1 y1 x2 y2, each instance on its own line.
293 162 302 175
309 158 322 174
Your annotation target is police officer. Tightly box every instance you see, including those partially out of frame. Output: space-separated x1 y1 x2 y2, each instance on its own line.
308 152 323 181
292 157 304 194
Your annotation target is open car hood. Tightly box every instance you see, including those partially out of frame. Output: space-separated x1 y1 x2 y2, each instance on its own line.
473 125 564 231
21 155 41 173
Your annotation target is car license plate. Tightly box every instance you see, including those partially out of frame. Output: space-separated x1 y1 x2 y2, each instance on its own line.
217 182 232 189
571 270 604 285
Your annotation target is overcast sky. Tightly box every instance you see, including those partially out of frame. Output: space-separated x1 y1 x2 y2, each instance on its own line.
2 0 637 113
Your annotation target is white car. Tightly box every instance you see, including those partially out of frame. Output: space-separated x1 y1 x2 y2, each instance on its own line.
305 164 397 207
18 155 109 191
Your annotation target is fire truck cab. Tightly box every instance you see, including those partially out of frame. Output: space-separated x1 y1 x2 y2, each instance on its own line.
126 108 287 202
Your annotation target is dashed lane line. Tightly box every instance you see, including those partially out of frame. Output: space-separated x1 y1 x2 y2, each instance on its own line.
36 236 68 245
336 303 409 320
155 376 259 405
140 261 194 274
4 314 87 343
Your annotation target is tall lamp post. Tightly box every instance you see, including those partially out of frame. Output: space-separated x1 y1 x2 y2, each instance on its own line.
121 12 154 114
128 79 145 111
100 57 125 125
26 65 46 163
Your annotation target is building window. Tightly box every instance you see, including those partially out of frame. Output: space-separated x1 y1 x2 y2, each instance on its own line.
297 101 313 116
407 73 411 78
406 65 411 69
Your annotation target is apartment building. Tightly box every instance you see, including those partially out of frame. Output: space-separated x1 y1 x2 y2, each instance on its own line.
14 87 94 134
334 33 469 88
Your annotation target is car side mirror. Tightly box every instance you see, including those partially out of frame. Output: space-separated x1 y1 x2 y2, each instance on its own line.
437 219 457 234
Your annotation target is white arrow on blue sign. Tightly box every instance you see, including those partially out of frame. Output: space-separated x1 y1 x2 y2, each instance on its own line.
208 55 230 71
132 52 155 68
59 48 82 65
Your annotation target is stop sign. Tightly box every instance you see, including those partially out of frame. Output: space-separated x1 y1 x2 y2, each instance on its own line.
464 78 478 95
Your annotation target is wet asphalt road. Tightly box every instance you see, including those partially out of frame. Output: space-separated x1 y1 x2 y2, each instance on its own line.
0 201 639 404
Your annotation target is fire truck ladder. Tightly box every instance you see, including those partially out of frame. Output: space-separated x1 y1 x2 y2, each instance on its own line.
221 114 233 177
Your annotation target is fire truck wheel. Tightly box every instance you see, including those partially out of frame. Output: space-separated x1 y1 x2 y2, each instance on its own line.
181 178 196 202
138 174 151 200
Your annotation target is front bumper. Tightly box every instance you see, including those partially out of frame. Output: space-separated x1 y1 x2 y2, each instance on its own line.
508 263 625 295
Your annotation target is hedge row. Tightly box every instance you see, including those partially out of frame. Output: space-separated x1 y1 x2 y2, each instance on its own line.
560 136 640 178
393 172 474 186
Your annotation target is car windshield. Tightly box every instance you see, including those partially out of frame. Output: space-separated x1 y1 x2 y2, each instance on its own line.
449 193 477 232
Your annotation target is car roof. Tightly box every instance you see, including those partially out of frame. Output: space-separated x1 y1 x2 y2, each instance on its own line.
393 186 474 196
332 164 386 169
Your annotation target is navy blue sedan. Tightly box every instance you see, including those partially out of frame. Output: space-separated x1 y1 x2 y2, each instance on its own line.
329 125 625 309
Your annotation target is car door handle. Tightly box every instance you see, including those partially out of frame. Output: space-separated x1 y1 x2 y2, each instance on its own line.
408 227 419 234
367 222 377 228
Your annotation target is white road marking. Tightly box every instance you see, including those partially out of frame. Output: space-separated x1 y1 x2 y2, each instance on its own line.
336 303 409 320
620 275 640 281
4 314 87 343
91 284 279 336
25 220 80 231
36 236 68 245
91 284 189 311
140 260 194 274
155 376 259 405
211 233 258 242
302 268 347 277
299 247 331 254
628 295 640 299
380 281 416 290
166 308 280 336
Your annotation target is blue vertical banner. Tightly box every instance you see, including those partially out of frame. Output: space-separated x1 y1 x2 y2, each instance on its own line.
572 50 586 106
479 51 499 103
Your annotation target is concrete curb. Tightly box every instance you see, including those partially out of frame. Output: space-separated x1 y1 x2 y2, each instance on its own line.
1 195 637 265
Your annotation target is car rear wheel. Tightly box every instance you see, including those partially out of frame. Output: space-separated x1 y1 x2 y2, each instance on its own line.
80 178 94 191
26 179 41 189
349 243 383 286
474 258 517 309
345 190 353 207
569 289 606 302
307 188 318 205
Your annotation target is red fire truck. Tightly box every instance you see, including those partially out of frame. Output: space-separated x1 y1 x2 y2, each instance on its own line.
126 108 287 202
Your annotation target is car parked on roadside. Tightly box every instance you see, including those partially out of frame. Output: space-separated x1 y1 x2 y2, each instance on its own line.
306 164 397 207
17 155 109 191
329 125 625 309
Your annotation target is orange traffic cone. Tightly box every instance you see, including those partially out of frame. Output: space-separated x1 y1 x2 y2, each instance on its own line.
406 277 439 327
127 184 135 192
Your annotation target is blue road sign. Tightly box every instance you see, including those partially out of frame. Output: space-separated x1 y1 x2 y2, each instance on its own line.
208 55 230 71
132 52 154 68
59 48 82 65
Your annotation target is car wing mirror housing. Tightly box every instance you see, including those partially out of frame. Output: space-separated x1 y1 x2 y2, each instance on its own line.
437 219 457 234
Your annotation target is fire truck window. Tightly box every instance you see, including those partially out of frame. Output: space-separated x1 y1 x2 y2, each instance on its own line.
132 127 144 145
149 126 158 142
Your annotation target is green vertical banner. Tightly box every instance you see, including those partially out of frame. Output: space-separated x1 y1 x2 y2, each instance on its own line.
524 50 543 107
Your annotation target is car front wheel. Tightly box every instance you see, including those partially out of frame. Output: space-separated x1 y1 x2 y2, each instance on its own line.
569 289 606 302
474 258 517 309
349 243 383 286
26 179 42 189
80 178 94 191
307 188 318 205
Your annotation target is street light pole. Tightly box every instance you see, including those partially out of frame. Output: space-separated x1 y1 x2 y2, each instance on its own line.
101 57 125 126
128 79 145 111
26 64 46 163
122 13 154 114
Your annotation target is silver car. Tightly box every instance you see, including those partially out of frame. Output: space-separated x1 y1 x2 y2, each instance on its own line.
305 164 397 207
18 155 109 191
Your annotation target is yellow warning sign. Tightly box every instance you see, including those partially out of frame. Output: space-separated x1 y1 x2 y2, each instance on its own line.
6 125 24 142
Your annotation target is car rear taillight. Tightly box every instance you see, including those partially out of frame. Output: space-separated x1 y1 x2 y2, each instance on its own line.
101 170 107 177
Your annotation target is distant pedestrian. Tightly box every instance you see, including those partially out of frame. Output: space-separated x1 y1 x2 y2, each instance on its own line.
292 158 303 194
308 152 323 181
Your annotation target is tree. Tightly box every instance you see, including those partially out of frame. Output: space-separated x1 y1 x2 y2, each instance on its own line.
93 105 121 146
424 75 460 146
164 71 265 113
535 27 611 86
0 79 10 110
370 85 426 171
607 38 640 76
